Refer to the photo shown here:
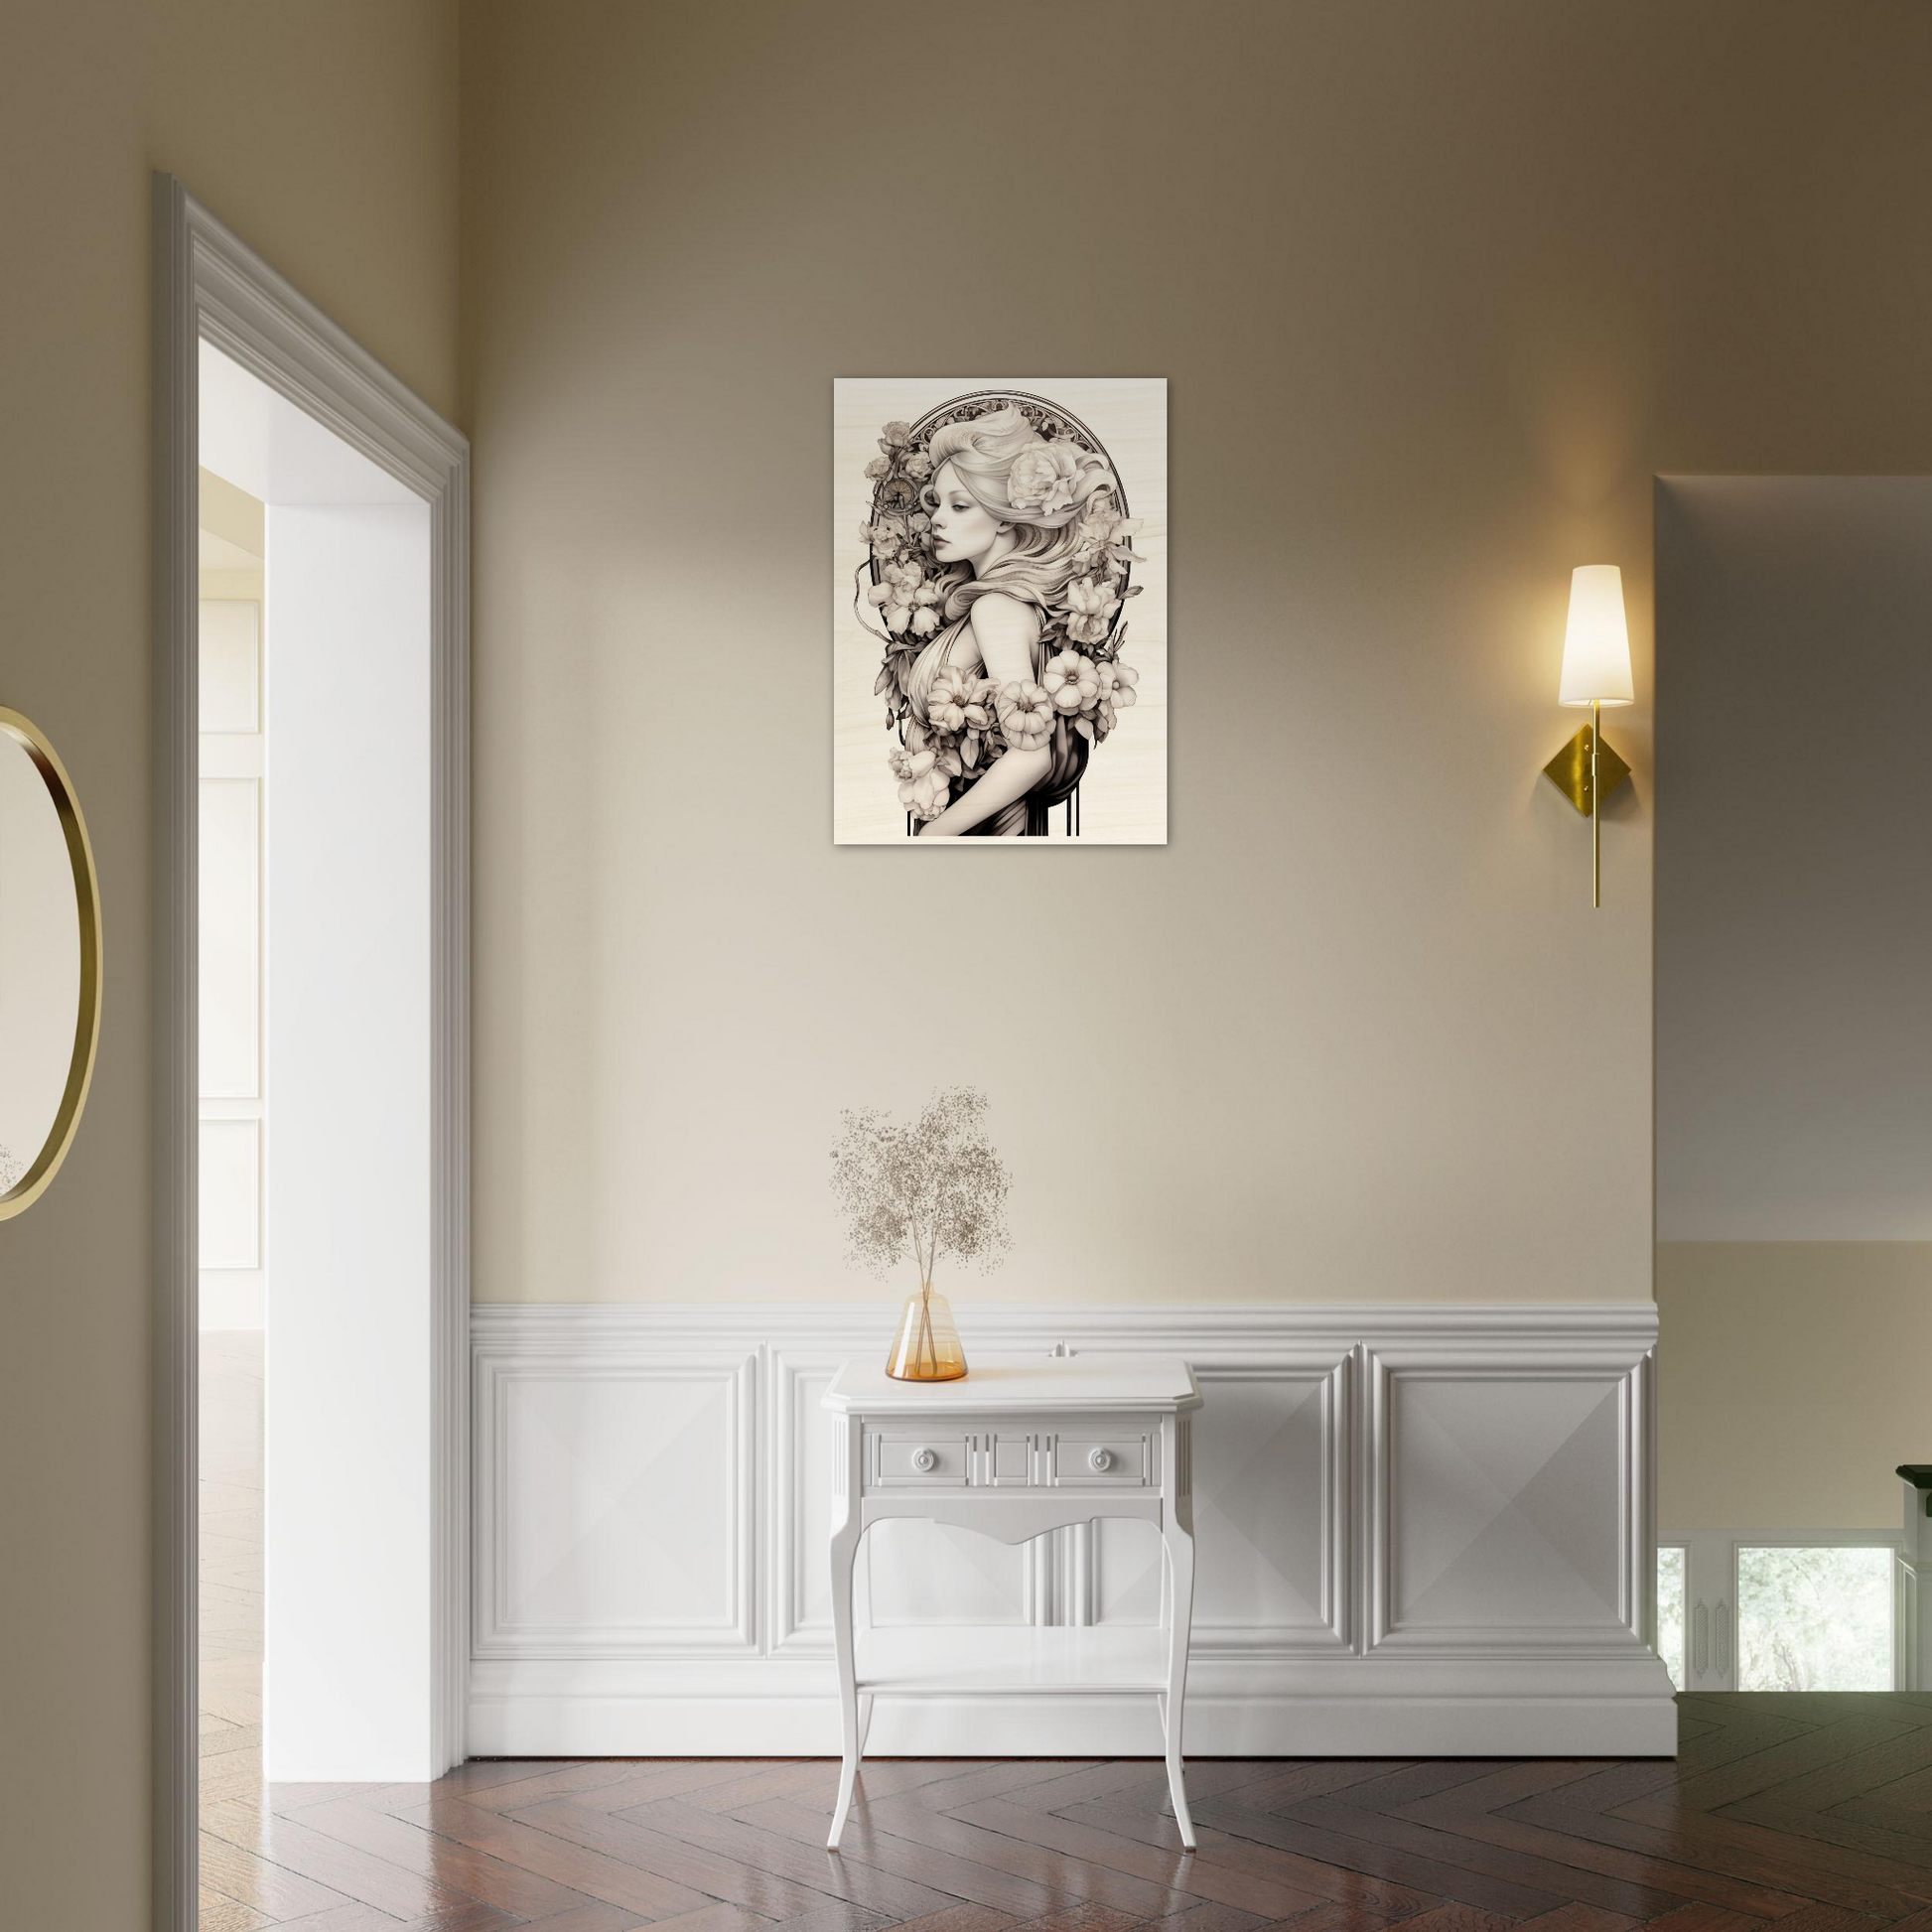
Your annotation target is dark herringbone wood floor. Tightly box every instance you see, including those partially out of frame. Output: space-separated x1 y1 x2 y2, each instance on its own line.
195 1698 1932 1932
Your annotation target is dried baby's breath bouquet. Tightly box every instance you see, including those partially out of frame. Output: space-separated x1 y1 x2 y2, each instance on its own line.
830 1085 1012 1380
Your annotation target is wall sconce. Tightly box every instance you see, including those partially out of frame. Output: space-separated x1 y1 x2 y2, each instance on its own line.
1543 564 1634 908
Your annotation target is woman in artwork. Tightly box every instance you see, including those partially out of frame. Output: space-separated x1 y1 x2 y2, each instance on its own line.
861 400 1143 837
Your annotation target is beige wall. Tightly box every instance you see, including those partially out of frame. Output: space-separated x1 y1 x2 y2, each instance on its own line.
0 3 457 1921
1658 1244 1932 1529
462 0 1932 1308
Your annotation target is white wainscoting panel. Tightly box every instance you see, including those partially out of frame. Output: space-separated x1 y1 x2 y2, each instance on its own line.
1187 1349 1350 1650
474 1318 755 1657
1369 1340 1646 1653
469 1304 1674 1757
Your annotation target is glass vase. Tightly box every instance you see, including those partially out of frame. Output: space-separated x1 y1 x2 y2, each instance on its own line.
886 1285 967 1381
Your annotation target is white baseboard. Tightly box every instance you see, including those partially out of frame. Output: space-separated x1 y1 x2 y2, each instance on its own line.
468 1658 1675 1757
471 1302 1675 1757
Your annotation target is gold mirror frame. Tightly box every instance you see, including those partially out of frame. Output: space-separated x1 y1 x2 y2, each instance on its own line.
0 706 103 1220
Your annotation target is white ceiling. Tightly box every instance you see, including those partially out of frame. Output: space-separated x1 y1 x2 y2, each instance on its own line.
200 339 420 508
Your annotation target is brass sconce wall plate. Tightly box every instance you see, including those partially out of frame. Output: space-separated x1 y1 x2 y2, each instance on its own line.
1543 723 1630 815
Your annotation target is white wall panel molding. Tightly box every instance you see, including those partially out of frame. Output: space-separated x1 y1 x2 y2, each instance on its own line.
768 1345 849 1655
473 1331 756 1658
474 1303 1660 1344
1366 1339 1652 1658
469 1302 1673 1756
1176 1345 1351 1655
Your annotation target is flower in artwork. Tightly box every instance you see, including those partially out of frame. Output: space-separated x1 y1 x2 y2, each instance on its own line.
868 558 929 634
1006 439 1087 519
1089 658 1140 741
1064 575 1121 646
927 666 997 736
1099 515 1146 581
864 514 908 560
1040 649 1101 717
889 742 951 819
879 420 912 450
1068 491 1147 585
903 451 933 482
908 577 946 636
1069 492 1115 560
864 454 892 481
996 680 1056 752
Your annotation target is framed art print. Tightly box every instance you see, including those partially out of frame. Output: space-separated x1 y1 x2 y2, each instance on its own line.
834 378 1167 843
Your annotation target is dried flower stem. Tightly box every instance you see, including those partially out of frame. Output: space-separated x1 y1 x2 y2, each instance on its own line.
830 1085 1013 1290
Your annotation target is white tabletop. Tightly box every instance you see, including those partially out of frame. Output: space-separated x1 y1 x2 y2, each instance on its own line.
824 1353 1201 1415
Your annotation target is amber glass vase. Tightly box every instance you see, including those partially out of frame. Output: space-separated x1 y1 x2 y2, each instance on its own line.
886 1285 967 1381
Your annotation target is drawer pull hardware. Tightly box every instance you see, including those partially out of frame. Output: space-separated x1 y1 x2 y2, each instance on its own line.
1089 1448 1114 1472
911 1447 937 1473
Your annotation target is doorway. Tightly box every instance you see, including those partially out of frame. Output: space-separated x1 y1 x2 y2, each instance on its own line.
154 177 471 1931
1653 474 1932 1698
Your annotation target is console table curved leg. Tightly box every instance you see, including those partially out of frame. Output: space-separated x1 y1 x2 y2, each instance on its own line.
1162 1511 1196 1850
828 1515 863 1850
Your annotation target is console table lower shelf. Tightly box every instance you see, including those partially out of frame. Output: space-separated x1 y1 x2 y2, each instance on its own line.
823 1354 1204 1852
855 1625 1173 1695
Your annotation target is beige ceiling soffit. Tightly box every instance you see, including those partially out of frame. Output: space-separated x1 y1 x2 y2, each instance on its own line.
199 531 262 573
199 465 264 558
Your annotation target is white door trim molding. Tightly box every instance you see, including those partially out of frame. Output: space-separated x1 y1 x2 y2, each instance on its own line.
152 174 471 1932
470 1301 1672 1760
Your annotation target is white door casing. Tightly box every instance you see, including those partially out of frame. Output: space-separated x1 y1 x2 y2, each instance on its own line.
153 175 470 1932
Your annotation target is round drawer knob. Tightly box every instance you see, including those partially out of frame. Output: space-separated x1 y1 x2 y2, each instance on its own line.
911 1447 937 1472
1088 1448 1114 1473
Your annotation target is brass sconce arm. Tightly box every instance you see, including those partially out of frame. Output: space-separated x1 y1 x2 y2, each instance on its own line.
1543 703 1631 907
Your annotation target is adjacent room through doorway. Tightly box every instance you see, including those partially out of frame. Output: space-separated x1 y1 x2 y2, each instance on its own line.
196 332 440 1816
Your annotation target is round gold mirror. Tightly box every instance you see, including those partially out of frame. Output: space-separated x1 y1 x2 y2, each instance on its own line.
0 707 102 1218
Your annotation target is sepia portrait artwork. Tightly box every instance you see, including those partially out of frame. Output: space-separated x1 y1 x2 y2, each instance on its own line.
834 379 1167 843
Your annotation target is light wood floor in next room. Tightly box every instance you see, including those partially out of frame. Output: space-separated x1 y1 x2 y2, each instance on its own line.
199 1348 1932 1932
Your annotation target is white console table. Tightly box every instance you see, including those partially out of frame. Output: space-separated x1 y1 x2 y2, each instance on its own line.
823 1354 1203 1851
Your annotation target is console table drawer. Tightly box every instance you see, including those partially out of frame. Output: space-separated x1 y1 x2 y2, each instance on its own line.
865 1430 971 1487
1051 1432 1155 1486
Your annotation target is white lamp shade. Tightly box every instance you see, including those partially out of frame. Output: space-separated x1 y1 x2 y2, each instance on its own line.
1558 564 1635 707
